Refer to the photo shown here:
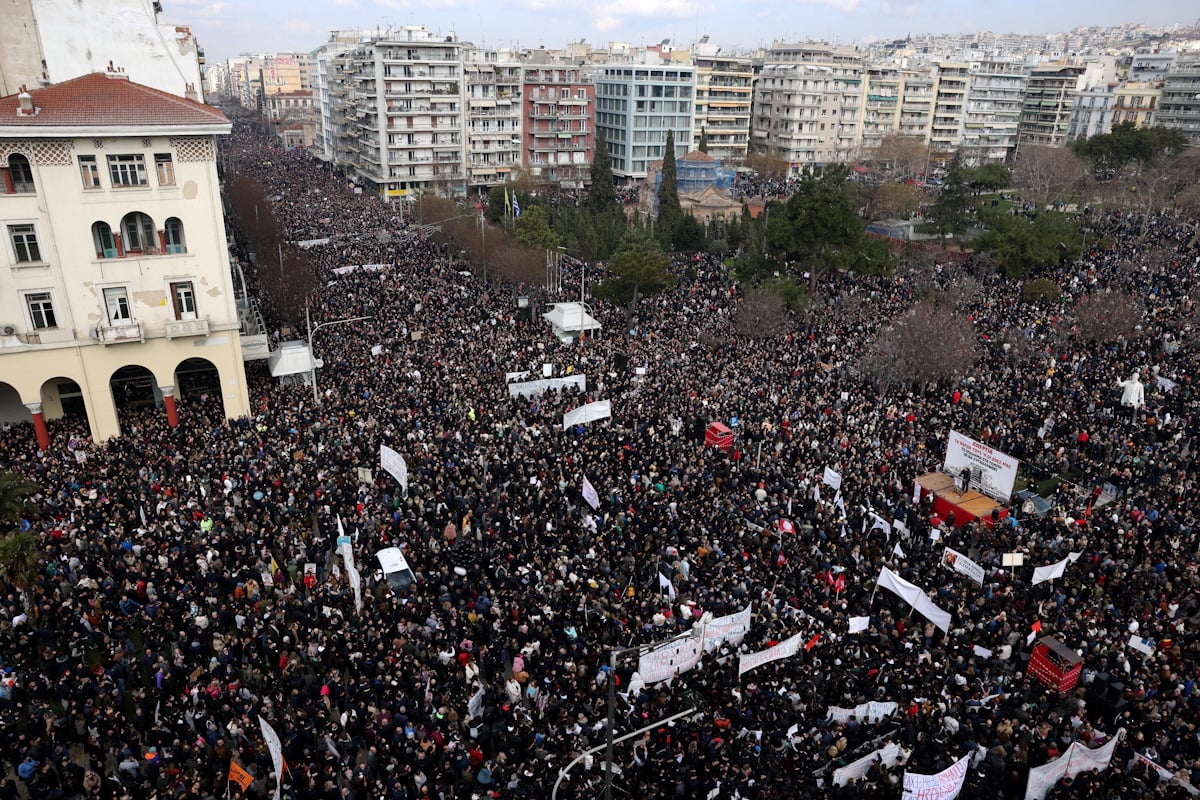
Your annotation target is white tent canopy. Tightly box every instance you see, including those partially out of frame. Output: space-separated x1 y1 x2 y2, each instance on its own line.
267 341 320 378
542 303 601 339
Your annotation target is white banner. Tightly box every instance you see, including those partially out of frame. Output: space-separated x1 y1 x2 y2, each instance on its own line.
380 444 409 494
259 716 285 800
942 548 985 586
943 429 1018 502
848 616 871 634
827 701 898 725
702 605 752 652
876 567 952 633
508 373 586 399
1032 552 1081 585
833 742 909 787
903 755 969 800
562 400 612 431
1025 733 1121 800
638 632 704 684
738 632 804 676
505 370 531 382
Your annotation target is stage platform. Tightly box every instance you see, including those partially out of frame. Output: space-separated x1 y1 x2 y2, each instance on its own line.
916 472 1008 528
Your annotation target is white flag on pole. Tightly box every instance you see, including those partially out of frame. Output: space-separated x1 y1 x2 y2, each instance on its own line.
582 475 600 510
848 616 870 634
822 466 842 491
893 542 906 558
258 716 285 800
658 572 677 601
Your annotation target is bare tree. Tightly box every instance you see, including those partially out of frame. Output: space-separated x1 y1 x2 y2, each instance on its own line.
733 288 792 339
1065 291 1143 344
862 181 920 220
745 151 790 180
867 133 928 180
860 301 980 388
1011 145 1087 207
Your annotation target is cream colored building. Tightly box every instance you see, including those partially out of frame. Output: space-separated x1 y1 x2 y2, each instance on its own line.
750 43 866 175
0 72 249 445
691 45 753 166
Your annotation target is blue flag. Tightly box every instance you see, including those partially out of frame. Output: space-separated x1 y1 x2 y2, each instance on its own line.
512 194 521 218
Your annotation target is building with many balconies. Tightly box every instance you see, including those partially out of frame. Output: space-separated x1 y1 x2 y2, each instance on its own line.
691 44 753 166
1156 51 1200 145
522 64 594 188
750 43 865 175
463 49 523 192
0 72 249 444
316 27 467 200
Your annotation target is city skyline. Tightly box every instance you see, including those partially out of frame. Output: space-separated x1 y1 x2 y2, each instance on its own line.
181 0 1197 62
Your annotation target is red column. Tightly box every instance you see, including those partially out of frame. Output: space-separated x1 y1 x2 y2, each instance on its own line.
161 386 178 428
25 403 50 450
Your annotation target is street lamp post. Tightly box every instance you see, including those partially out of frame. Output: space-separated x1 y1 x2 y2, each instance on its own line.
598 632 697 800
551 706 697 800
306 304 373 405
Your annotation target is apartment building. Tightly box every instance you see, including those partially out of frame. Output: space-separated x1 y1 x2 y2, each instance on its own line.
594 64 695 180
930 62 969 155
691 46 753 165
522 64 595 188
463 49 523 191
1018 64 1087 147
1156 51 1200 145
0 73 249 444
898 71 936 139
316 27 466 200
1111 81 1162 128
750 43 865 175
962 60 1028 164
1067 83 1116 140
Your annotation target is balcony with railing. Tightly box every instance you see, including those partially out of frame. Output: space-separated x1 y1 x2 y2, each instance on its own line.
94 322 144 345
165 318 211 339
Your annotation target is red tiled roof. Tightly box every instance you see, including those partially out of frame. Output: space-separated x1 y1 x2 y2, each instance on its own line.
1 73 228 128
679 150 716 163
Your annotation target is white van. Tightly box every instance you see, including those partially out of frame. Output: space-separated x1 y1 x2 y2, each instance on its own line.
376 547 417 590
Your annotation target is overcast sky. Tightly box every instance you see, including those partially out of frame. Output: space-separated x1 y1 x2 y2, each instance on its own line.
177 0 1197 63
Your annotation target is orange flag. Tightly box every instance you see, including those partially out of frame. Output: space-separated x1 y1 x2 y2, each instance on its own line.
228 761 254 792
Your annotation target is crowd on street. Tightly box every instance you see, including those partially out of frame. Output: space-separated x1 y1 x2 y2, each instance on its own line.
2 120 1200 800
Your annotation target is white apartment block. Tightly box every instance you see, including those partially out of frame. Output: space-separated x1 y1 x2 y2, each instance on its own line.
462 49 523 191
317 27 467 200
963 60 1028 164
751 43 866 174
1157 51 1200 145
0 73 249 444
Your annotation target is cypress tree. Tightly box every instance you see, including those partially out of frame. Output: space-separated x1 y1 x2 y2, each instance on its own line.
656 129 683 250
588 134 618 212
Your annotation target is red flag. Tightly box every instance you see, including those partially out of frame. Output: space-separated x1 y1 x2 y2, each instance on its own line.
833 574 845 593
776 552 787 567
805 634 821 652
823 572 835 587
1031 620 1043 633
778 519 795 535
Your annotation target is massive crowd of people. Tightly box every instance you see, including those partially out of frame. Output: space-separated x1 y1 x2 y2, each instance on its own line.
1 119 1200 800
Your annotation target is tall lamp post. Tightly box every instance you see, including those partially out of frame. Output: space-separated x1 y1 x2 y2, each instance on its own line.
306 305 373 405
598 631 698 800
